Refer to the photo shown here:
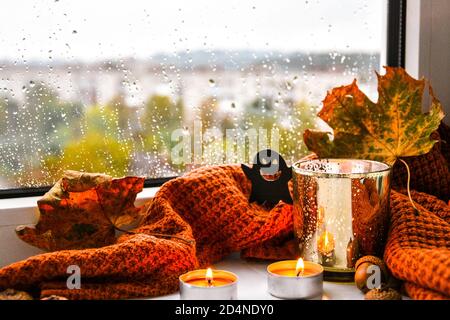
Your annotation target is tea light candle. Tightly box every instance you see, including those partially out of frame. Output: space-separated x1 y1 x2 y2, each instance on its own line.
267 258 323 299
179 268 238 300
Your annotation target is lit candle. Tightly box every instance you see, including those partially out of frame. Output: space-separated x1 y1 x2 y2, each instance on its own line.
179 268 238 300
268 258 306 277
267 258 323 299
317 230 336 267
206 267 213 287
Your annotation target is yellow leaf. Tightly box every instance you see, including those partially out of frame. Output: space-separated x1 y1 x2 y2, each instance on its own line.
304 67 445 165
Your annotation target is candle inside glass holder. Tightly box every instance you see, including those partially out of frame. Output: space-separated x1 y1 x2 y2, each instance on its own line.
292 158 391 281
179 268 238 300
317 230 336 267
267 258 323 299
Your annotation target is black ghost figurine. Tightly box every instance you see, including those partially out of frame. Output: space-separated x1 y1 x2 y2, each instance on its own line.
241 149 293 206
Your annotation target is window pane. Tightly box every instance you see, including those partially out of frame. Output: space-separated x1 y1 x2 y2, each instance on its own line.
0 0 387 189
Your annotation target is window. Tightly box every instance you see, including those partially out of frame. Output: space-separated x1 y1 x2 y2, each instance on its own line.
0 0 392 192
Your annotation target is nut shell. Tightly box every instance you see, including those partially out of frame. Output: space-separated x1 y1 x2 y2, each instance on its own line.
354 255 388 293
41 295 69 300
365 288 402 300
0 289 33 300
355 255 387 275
354 263 372 292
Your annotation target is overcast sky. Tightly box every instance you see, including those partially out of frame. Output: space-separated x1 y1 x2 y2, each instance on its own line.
0 0 386 62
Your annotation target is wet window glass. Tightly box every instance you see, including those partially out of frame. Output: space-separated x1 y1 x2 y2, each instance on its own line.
0 0 387 189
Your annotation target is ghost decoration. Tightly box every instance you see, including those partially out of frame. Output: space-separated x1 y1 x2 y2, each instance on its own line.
241 149 292 206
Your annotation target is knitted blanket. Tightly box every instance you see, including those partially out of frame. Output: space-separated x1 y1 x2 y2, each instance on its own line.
0 165 292 299
0 164 448 300
386 190 449 299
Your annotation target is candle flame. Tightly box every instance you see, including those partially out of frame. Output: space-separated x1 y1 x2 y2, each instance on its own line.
205 268 213 286
296 258 304 277
318 230 335 254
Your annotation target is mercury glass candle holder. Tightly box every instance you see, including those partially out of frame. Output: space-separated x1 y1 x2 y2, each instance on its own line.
292 159 391 281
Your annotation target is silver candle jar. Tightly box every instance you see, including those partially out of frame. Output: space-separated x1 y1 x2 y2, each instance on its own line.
292 159 391 281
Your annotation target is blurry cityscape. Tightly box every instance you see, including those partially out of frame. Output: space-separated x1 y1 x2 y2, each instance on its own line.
0 50 381 189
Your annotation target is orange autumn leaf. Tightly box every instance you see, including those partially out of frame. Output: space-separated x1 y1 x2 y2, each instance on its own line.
304 67 445 165
16 170 145 251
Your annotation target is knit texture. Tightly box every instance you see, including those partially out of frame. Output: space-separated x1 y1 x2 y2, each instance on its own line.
0 165 293 299
385 190 450 300
0 123 449 299
392 128 450 202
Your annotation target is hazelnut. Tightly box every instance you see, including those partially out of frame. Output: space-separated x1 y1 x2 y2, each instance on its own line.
0 289 33 300
354 255 387 293
41 295 69 300
365 288 402 300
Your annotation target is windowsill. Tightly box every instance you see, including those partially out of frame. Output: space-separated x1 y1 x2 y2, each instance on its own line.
0 186 159 267
151 252 368 300
0 186 159 212
0 187 408 300
0 189 367 301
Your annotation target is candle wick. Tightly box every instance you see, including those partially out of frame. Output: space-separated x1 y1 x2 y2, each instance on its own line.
207 279 213 287
296 270 303 277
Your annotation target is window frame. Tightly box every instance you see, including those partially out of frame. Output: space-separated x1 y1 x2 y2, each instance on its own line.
0 0 407 199
387 0 407 67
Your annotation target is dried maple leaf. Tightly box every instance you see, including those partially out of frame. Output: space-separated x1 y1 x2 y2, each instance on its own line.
16 170 145 251
304 67 445 165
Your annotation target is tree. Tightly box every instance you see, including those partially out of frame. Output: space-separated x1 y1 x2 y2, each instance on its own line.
44 104 132 181
21 82 83 154
105 95 136 134
24 82 82 137
0 96 17 136
45 133 132 180
240 97 317 162
197 97 220 129
242 97 278 134
277 100 318 160
141 95 184 152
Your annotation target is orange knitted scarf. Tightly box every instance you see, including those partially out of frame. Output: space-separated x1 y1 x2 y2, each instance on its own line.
0 164 448 300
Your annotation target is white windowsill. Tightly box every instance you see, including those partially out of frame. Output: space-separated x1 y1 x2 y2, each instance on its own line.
0 188 409 300
153 252 366 300
0 187 159 267
0 186 159 212
0 189 366 300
